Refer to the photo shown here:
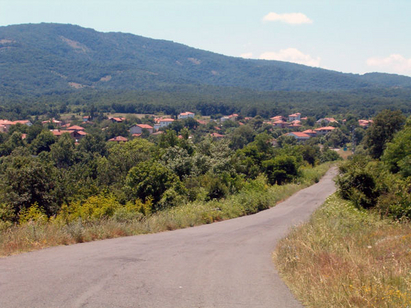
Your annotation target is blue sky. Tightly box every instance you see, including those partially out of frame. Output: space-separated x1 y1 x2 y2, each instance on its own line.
1 0 410 76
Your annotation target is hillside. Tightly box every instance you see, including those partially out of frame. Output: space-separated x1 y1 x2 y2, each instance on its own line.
1 23 411 98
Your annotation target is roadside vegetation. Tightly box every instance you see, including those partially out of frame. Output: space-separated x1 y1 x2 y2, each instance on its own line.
0 102 346 256
274 194 411 307
0 163 331 256
275 111 411 307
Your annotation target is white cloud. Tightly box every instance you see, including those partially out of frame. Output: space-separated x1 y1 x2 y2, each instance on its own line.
259 48 321 67
366 54 411 74
240 52 253 59
262 12 312 25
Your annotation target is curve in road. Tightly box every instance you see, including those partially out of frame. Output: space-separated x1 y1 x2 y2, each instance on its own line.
0 167 337 308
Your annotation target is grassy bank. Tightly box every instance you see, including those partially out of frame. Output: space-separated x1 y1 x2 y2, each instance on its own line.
0 163 331 257
274 194 411 307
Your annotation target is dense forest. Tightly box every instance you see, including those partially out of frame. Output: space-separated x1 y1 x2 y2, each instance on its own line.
1 23 411 99
1 87 411 122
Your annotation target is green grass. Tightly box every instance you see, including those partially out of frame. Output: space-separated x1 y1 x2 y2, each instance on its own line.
0 163 332 257
274 194 411 307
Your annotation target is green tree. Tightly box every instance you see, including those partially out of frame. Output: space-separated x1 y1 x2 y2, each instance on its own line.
364 110 405 159
125 161 180 208
262 155 299 185
382 117 411 177
30 130 56 155
0 151 56 215
50 133 77 168
78 133 107 156
230 125 254 150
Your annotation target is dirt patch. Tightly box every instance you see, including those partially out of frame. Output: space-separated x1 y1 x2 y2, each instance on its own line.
0 39 15 45
188 57 201 65
60 36 89 53
99 75 112 82
68 82 87 89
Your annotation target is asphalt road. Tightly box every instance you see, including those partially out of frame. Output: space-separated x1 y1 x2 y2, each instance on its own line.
0 168 337 308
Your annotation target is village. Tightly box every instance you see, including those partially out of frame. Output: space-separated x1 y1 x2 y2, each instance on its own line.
0 111 373 147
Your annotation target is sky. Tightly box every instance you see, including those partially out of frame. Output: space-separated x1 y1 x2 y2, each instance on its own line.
1 0 410 76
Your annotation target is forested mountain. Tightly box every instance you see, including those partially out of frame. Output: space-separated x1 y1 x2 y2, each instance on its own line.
1 23 411 98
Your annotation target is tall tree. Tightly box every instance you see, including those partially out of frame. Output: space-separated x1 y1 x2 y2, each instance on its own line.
364 110 405 159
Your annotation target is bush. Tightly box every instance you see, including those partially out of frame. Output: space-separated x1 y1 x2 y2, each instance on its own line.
336 156 384 209
56 194 121 223
19 203 48 225
262 155 299 185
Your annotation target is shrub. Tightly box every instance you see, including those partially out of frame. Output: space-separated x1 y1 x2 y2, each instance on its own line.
262 155 299 185
336 156 382 209
56 194 121 223
19 203 48 225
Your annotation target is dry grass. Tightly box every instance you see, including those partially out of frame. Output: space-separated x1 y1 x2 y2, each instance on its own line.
0 163 332 257
274 194 411 307
336 149 353 160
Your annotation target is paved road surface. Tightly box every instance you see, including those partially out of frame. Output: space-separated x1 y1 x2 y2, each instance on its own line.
0 168 337 308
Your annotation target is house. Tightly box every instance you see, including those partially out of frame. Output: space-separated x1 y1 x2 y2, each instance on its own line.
12 120 32 126
72 131 87 141
271 115 286 122
108 136 128 143
221 114 238 122
82 116 91 122
0 120 14 132
67 125 85 132
196 119 207 125
130 124 154 135
153 118 174 130
159 118 174 128
210 133 225 139
42 118 62 127
0 124 7 133
358 119 373 128
109 117 126 123
286 132 311 141
302 129 318 137
288 113 301 122
315 126 336 135
50 130 75 138
316 118 338 125
178 112 195 119
0 119 33 132
273 120 290 128
289 120 302 128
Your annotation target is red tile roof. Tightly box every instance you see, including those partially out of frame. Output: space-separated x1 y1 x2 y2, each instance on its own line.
136 124 153 129
210 133 224 138
108 136 128 142
288 132 310 138
67 125 85 131
50 130 72 136
303 129 317 134
315 126 336 131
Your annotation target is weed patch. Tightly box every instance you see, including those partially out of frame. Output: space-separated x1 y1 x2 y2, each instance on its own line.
274 194 411 307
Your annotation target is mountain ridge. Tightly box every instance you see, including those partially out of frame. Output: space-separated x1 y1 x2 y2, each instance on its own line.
1 23 411 97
